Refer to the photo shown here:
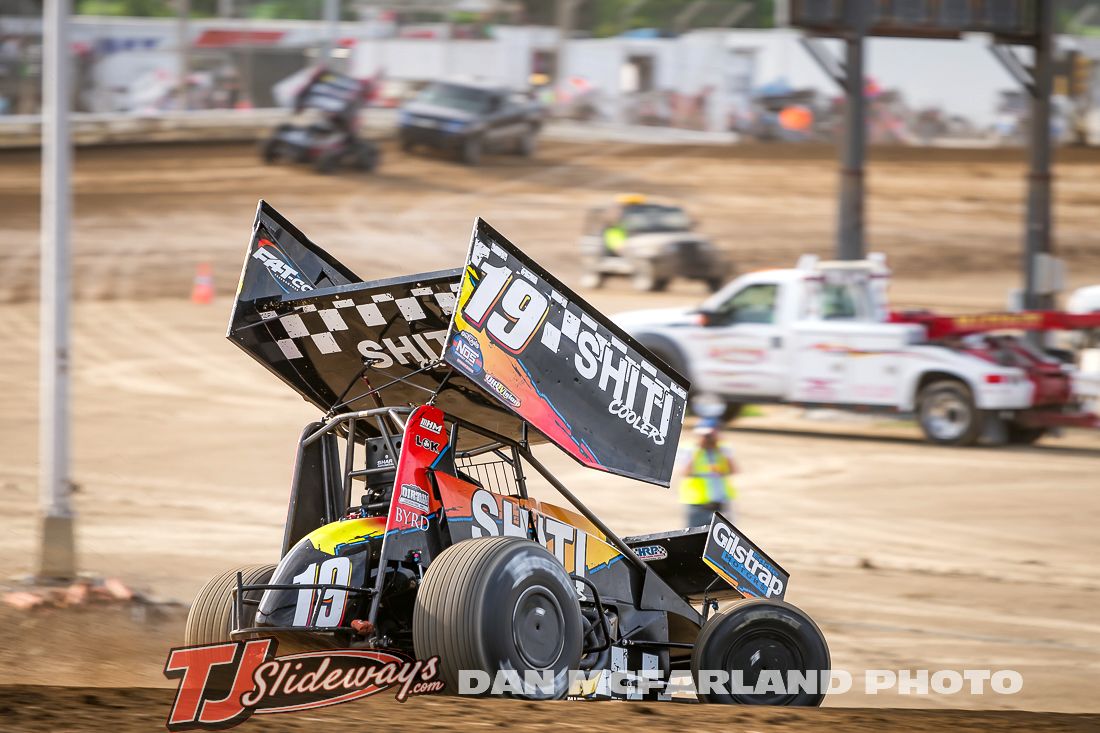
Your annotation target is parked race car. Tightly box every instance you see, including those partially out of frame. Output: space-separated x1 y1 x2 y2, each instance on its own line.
399 79 544 165
580 195 732 292
184 202 830 705
262 67 380 174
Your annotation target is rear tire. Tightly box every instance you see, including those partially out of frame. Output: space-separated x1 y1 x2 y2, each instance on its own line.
517 127 537 157
917 379 982 446
184 564 275 646
1006 422 1046 445
413 537 582 699
355 143 379 172
691 598 830 706
314 150 340 174
261 139 282 164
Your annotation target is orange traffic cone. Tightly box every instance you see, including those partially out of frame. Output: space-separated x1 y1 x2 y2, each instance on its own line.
191 262 215 304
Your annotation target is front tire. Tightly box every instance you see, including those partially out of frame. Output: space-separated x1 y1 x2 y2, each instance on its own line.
461 135 483 166
721 402 744 422
516 127 537 157
184 564 275 646
917 379 982 446
691 598 830 706
579 255 606 289
413 537 583 699
632 262 667 292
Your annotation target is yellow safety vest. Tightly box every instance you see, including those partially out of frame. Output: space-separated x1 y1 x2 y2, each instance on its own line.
678 448 736 505
603 226 627 254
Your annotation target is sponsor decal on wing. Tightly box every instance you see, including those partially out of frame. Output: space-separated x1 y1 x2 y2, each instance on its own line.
702 512 788 600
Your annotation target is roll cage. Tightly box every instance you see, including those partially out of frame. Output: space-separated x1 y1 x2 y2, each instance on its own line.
230 389 707 647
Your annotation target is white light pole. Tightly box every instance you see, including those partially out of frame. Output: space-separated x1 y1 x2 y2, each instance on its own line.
177 0 191 110
322 0 340 66
38 0 76 581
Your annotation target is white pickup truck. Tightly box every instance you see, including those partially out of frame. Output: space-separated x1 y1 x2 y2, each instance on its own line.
615 254 1093 446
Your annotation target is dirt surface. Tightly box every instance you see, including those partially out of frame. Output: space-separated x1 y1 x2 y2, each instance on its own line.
1 140 1099 729
2 141 1100 302
1 685 1097 733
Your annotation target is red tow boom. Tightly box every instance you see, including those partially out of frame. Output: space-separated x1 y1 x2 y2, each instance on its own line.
890 309 1100 432
889 309 1100 340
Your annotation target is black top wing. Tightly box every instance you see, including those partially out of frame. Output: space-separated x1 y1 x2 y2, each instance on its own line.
228 202 689 486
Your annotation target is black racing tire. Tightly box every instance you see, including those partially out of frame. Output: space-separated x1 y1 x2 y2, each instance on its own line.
314 150 340 174
917 379 982 446
721 402 744 422
516 127 537 157
1006 422 1047 445
184 564 276 646
688 395 741 421
261 138 282 164
691 598 830 706
644 341 690 386
579 271 605 289
461 135 483 166
355 143 379 172
413 537 583 699
632 262 662 292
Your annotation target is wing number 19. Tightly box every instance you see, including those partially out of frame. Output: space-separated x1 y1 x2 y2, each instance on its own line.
462 262 549 353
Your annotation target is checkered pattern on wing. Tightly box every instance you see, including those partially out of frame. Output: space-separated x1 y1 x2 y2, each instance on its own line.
258 281 460 361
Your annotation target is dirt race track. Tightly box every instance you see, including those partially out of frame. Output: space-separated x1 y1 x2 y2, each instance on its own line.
3 140 1100 302
1 685 1097 733
1 139 1099 730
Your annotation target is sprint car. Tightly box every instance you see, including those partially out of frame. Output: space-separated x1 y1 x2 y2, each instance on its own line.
185 202 829 705
262 68 380 174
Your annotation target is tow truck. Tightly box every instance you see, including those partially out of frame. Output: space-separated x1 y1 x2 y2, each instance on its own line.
615 254 1100 446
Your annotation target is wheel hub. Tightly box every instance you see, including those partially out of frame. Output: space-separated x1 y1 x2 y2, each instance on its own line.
726 630 804 704
511 585 565 669
924 392 970 440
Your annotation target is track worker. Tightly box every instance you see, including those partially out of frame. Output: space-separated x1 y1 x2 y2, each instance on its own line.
601 193 649 256
676 420 738 528
601 205 627 256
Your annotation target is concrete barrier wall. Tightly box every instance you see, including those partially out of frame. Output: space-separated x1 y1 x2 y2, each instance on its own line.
0 108 406 149
0 108 737 149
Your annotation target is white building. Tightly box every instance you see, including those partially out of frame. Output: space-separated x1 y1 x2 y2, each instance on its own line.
0 14 1071 128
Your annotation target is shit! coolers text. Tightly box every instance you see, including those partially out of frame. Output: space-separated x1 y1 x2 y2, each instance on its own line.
468 488 590 580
